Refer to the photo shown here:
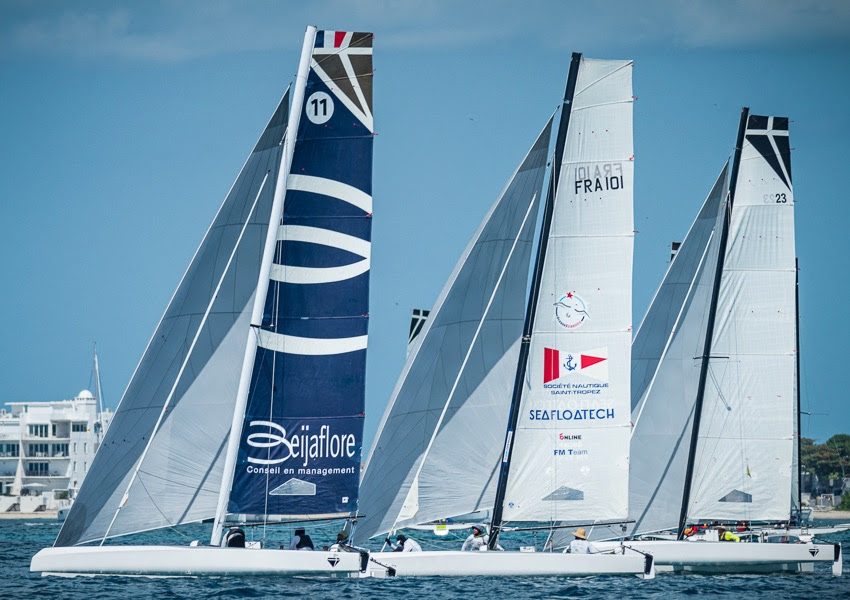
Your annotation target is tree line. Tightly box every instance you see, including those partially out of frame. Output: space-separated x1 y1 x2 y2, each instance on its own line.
801 434 849 482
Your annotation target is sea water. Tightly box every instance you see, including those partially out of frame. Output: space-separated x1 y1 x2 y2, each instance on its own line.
5 518 848 599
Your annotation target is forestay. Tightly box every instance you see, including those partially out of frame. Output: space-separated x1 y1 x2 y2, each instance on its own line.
502 58 634 522
688 115 796 521
56 91 291 547
227 31 374 518
355 120 552 540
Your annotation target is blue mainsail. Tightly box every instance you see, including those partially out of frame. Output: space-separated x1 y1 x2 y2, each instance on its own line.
229 31 374 517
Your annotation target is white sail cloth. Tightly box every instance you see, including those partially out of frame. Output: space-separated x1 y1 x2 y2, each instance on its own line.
55 93 289 547
502 58 634 523
355 120 552 541
625 165 728 536
688 116 796 521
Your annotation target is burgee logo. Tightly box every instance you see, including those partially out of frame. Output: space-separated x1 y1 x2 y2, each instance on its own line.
543 347 608 384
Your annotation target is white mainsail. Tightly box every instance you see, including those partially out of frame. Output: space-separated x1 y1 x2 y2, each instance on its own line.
501 58 634 522
355 119 552 540
687 115 796 522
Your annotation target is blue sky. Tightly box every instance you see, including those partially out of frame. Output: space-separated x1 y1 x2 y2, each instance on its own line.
1 0 849 448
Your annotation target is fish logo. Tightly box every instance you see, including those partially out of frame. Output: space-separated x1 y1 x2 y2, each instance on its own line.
554 291 588 329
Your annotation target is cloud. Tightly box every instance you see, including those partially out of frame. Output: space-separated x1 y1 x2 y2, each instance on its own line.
1 0 848 63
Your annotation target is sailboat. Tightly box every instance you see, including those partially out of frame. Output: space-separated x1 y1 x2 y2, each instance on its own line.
578 109 842 575
31 25 375 577
355 53 653 578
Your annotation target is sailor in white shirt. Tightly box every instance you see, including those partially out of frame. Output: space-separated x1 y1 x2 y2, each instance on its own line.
461 524 504 551
567 527 596 554
385 533 422 552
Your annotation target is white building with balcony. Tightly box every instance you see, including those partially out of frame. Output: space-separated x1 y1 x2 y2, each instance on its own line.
0 390 111 513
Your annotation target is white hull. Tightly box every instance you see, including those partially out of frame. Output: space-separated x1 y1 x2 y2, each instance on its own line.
362 550 652 578
31 545 364 577
753 524 850 542
595 540 841 575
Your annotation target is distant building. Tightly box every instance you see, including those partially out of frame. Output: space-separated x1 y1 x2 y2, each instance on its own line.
0 390 111 513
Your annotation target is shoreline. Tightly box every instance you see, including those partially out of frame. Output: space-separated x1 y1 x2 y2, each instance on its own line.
0 511 58 519
813 509 850 520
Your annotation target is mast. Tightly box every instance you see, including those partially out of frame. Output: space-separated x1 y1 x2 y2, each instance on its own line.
210 25 316 547
794 257 802 520
93 344 105 440
488 52 582 549
676 106 749 539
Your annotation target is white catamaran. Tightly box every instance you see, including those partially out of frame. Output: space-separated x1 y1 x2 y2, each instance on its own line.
576 109 842 575
355 53 653 578
31 26 376 577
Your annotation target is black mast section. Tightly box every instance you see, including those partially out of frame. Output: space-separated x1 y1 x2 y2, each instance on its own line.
676 107 750 539
488 52 582 549
794 257 802 520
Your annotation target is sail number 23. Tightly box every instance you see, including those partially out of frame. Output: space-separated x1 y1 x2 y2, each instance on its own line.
306 91 334 125
764 193 789 204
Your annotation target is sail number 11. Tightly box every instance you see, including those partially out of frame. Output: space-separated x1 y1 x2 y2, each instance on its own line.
306 91 334 125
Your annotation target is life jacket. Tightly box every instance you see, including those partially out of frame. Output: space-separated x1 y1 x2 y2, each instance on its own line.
296 534 314 550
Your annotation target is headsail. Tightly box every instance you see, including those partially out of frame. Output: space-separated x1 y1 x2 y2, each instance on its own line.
500 58 635 523
625 164 728 536
687 115 796 522
56 89 291 547
225 30 374 520
355 119 552 540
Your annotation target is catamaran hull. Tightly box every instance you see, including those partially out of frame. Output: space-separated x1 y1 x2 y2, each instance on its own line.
595 541 842 575
362 550 652 578
31 546 365 577
752 524 850 543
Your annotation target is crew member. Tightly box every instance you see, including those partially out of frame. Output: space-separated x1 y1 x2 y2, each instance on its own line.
567 527 597 554
330 530 354 552
385 533 422 552
288 528 315 550
716 527 740 542
461 525 503 551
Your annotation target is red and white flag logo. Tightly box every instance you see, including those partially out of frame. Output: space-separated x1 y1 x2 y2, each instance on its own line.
543 347 608 383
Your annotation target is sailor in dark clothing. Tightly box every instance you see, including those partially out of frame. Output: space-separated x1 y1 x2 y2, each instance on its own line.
288 528 315 550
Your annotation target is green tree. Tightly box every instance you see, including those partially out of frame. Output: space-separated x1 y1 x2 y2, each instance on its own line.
801 437 844 481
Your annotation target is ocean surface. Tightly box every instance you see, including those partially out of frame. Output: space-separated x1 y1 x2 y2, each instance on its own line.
5 518 849 599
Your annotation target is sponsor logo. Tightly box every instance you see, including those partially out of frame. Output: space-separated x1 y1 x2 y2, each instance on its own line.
554 291 588 329
809 548 819 557
543 347 607 383
559 433 582 440
529 408 614 421
553 448 588 456
327 556 340 567
245 421 356 467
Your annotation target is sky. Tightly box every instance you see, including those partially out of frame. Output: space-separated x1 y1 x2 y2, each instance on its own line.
1 0 849 450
